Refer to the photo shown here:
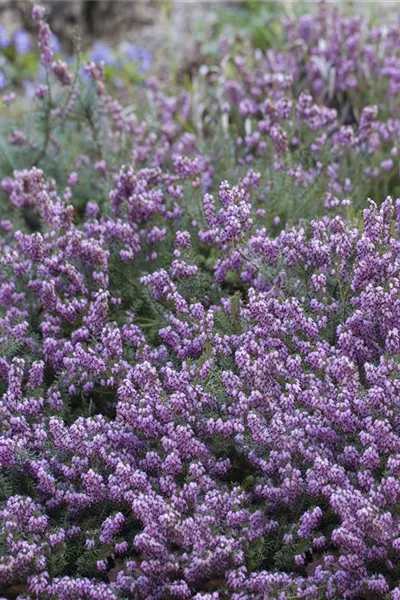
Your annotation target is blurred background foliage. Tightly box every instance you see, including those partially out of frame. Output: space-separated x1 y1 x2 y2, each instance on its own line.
0 0 296 113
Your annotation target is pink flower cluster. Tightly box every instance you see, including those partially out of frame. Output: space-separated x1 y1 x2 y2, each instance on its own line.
2 169 400 600
2 3 400 600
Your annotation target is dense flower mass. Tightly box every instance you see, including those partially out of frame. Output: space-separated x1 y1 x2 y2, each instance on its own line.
1 3 400 599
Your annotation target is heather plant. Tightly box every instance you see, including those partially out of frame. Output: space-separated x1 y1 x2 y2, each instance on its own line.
2 3 400 230
2 2 400 600
213 2 400 117
3 166 400 599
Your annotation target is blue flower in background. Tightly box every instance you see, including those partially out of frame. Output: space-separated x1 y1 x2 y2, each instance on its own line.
123 43 152 72
124 43 140 62
140 50 152 72
14 30 32 55
90 41 116 66
51 33 61 54
23 79 35 98
0 26 11 49
0 71 7 89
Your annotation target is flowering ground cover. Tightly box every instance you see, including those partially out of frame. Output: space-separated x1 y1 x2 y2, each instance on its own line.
1 3 400 599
